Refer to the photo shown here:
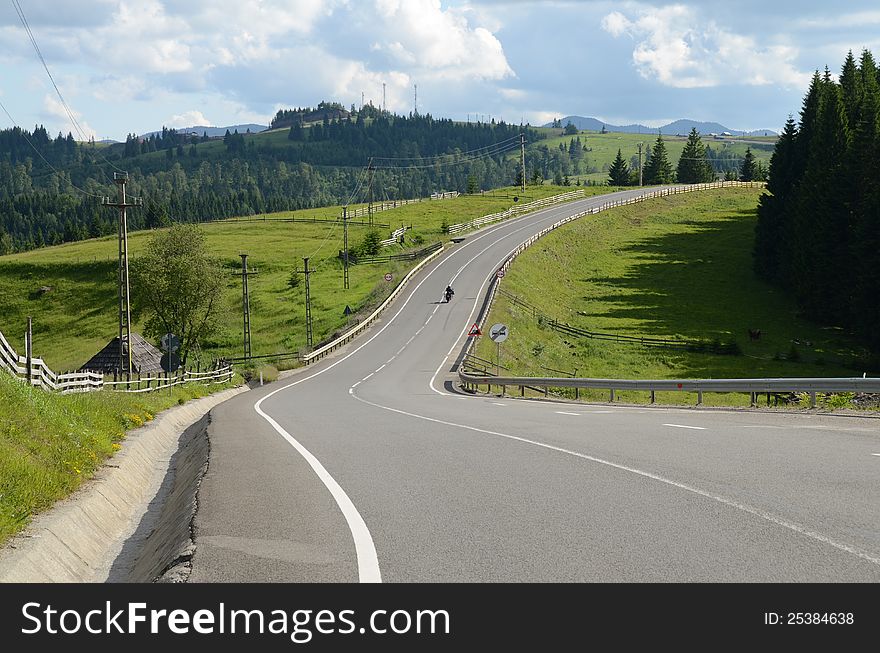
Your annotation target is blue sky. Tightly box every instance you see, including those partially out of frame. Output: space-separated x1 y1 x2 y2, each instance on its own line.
1 0 878 140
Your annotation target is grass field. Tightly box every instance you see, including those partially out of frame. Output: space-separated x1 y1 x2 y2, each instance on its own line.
0 369 239 545
527 129 775 185
474 187 875 408
0 184 612 371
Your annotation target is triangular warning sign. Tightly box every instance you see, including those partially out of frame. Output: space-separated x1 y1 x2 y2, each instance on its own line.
468 323 482 337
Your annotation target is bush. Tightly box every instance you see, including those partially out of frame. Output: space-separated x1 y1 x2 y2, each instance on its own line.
353 230 382 257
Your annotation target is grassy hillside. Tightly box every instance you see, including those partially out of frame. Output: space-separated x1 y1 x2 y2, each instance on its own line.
475 187 874 407
0 185 609 371
0 369 238 545
527 129 774 185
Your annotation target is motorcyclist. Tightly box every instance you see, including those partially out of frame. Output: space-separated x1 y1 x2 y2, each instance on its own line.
445 285 455 302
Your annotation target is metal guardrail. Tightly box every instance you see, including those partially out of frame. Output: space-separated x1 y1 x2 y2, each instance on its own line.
458 371 880 407
301 243 447 365
447 189 585 235
451 181 874 407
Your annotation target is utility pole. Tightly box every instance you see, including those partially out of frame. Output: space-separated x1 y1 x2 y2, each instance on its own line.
103 171 140 375
239 253 257 360
361 91 365 110
343 205 350 289
520 133 526 193
414 84 418 115
637 142 644 186
295 257 313 348
382 83 386 113
367 159 375 226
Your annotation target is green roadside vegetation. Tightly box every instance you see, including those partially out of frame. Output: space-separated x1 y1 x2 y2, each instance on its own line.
474 187 876 408
0 184 611 371
0 369 239 545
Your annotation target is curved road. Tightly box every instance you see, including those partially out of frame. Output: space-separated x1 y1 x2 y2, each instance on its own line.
190 188 880 583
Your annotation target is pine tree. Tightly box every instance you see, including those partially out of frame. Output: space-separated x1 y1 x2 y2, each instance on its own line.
607 149 630 186
643 134 673 184
676 128 714 183
738 148 758 181
754 116 798 281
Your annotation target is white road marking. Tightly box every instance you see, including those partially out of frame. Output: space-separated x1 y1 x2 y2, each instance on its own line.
351 381 361 389
873 454 880 457
556 411 581 416
396 347 406 355
249 191 665 584
248 209 545 584
585 410 618 414
386 358 395 364
254 396 381 583
492 402 507 406
362 373 374 381
663 423 706 431
376 365 386 372
740 425 785 429
349 390 880 568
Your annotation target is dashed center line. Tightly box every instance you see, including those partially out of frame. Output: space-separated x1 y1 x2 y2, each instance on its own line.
556 411 581 416
492 402 507 406
872 454 880 457
663 423 706 431
362 373 374 381
376 364 386 372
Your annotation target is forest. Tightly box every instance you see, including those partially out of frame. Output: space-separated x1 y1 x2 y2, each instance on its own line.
0 107 543 253
753 50 880 354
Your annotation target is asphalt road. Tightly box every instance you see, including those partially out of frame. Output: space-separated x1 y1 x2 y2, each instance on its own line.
190 188 880 583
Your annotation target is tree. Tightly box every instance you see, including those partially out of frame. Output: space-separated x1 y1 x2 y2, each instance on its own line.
739 147 758 181
131 224 225 366
607 149 630 186
466 174 479 194
676 128 714 183
754 116 798 281
643 134 673 184
563 121 578 135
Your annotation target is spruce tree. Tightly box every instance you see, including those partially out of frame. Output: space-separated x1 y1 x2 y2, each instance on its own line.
676 128 714 183
643 134 673 184
607 149 630 186
739 148 758 181
754 116 798 281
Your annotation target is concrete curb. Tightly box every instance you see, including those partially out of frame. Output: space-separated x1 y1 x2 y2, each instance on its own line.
0 384 249 583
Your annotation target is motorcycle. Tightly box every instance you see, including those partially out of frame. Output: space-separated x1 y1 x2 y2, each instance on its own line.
445 288 454 303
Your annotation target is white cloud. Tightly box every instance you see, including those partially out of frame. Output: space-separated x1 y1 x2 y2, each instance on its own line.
42 94 96 140
169 110 212 127
602 4 810 89
366 0 513 81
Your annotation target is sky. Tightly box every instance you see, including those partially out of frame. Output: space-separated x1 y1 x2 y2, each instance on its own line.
1 0 878 141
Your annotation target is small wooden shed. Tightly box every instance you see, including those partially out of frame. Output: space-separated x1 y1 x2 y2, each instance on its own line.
80 333 166 374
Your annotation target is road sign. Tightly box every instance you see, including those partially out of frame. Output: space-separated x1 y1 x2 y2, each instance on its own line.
161 333 179 352
489 323 509 343
468 323 482 337
496 269 505 279
384 273 393 281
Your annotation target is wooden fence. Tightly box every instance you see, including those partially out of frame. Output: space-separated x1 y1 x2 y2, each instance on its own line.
0 328 233 394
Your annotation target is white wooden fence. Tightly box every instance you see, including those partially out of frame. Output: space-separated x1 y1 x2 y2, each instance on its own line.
0 328 233 394
345 190 459 221
447 190 585 235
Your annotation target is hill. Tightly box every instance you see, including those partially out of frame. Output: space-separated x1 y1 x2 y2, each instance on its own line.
140 124 267 139
545 116 777 137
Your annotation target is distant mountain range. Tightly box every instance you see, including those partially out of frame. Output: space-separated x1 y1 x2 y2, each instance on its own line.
139 124 268 139
543 116 777 137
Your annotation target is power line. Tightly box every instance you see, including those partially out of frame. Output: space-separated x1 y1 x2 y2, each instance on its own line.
10 0 125 177
0 97 104 198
